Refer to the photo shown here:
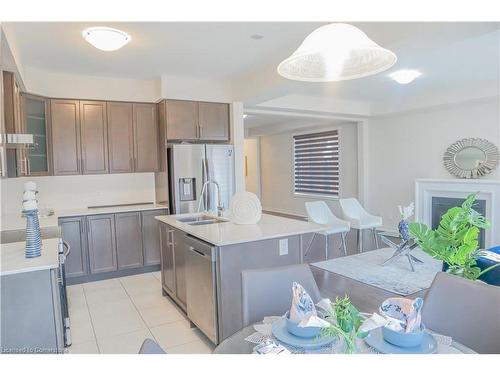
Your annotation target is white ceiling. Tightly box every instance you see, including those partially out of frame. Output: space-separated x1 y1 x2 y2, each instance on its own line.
4 21 500 125
4 22 322 80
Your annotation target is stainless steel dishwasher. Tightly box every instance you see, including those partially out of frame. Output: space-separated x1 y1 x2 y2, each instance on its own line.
184 235 218 344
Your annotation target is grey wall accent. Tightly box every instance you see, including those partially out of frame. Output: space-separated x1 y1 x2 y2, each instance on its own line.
216 235 302 340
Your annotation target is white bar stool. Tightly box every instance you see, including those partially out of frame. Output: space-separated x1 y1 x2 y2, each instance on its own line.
339 198 382 253
304 201 351 259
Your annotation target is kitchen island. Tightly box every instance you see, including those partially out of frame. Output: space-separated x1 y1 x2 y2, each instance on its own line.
155 212 327 344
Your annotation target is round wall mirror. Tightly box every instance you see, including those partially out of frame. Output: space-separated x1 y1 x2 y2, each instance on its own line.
443 138 499 178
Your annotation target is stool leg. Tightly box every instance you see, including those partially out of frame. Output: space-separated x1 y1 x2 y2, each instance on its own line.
373 228 379 249
358 229 363 253
341 232 347 256
325 234 329 260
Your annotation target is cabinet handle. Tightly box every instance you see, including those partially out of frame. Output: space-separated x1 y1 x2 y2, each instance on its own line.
168 229 174 247
81 158 84 173
27 158 31 175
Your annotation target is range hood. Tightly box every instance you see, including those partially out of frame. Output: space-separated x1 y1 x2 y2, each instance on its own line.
2 133 35 148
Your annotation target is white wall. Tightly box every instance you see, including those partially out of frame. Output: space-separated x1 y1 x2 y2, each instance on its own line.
1 173 156 215
160 74 233 103
244 138 261 198
366 98 500 230
24 67 160 102
259 122 359 218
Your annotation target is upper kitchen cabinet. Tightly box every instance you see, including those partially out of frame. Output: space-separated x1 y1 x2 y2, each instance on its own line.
21 94 52 176
164 99 230 142
133 103 159 172
198 102 229 141
165 99 199 140
107 102 134 173
80 101 108 174
50 99 81 175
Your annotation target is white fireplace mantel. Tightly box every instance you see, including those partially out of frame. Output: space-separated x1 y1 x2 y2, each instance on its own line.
415 178 500 248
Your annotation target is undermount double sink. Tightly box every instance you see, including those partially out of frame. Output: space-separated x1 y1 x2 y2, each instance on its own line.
177 215 227 226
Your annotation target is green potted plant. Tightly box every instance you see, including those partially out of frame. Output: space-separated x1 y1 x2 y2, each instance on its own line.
409 193 499 280
320 295 368 353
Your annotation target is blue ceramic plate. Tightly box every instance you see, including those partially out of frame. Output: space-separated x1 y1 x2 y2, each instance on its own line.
365 327 438 354
271 318 336 350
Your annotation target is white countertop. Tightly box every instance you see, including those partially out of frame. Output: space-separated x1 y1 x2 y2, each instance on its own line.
1 203 168 232
155 213 328 246
1 238 60 276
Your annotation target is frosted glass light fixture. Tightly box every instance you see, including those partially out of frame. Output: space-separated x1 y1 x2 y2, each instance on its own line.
82 27 131 51
389 69 422 84
277 23 397 82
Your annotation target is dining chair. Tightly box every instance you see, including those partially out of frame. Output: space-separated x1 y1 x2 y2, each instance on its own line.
138 338 166 354
339 198 382 253
305 201 351 259
422 272 500 354
241 264 321 326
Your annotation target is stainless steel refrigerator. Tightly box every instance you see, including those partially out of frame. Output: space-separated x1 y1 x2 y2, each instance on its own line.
168 144 235 214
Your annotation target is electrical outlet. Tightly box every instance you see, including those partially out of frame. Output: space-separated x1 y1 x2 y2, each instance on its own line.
279 239 288 256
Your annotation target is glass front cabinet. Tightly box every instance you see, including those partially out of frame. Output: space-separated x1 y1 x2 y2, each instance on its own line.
19 93 52 176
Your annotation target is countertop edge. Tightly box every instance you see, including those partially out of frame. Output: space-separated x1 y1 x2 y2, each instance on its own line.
154 214 328 246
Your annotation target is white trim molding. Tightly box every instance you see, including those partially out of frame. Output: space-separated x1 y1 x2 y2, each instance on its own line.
415 178 500 248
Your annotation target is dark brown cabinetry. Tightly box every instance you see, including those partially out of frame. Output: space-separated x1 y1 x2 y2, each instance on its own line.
164 99 229 142
115 212 144 270
80 101 108 174
159 222 175 294
159 222 187 310
107 102 134 173
141 209 166 265
60 208 166 283
198 102 229 141
87 214 117 274
59 216 89 278
50 99 81 175
133 103 159 172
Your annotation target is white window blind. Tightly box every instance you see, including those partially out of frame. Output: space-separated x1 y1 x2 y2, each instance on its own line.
293 130 340 197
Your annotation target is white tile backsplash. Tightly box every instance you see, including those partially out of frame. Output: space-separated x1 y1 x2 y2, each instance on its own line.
0 173 155 215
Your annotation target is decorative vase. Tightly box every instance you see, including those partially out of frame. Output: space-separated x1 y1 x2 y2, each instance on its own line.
398 219 410 241
24 209 42 258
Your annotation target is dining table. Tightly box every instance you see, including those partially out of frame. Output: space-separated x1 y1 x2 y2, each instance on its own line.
213 317 476 354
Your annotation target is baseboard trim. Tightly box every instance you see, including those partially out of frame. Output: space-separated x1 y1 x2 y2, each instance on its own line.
66 264 161 285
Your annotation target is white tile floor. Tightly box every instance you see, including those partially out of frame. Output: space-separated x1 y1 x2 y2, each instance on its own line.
66 271 215 354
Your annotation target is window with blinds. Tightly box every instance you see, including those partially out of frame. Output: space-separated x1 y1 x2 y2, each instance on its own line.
293 130 340 197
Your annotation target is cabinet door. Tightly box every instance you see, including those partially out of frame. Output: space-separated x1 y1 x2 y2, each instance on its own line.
159 223 175 293
166 100 198 140
141 209 168 266
133 103 159 172
50 99 81 175
115 212 144 270
59 216 89 278
21 94 52 176
198 102 229 141
87 214 117 274
173 228 187 308
107 102 134 173
80 101 108 174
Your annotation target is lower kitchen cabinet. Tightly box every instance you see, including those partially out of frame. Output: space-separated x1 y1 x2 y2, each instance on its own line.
159 222 175 294
141 209 167 265
60 208 166 283
59 216 89 278
87 214 118 274
173 228 187 309
159 222 187 310
115 212 144 270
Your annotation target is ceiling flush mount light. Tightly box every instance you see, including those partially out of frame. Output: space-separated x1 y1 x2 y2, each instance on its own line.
389 69 422 84
82 27 131 51
277 23 397 82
